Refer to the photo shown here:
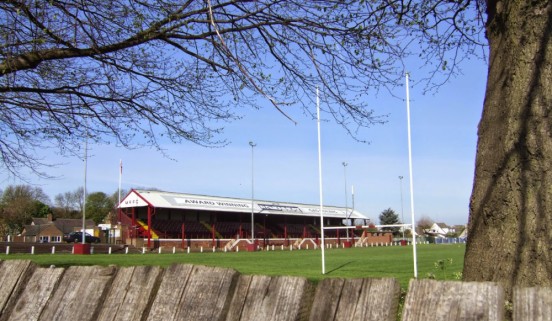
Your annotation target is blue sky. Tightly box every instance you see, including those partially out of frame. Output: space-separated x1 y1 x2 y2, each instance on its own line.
0 58 487 226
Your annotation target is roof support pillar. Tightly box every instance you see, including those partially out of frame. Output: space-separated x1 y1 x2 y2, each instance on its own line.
147 205 152 248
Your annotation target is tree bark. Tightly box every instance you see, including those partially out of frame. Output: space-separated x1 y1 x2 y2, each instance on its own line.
464 0 552 298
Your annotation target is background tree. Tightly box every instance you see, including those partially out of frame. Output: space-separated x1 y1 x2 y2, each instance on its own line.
0 1 484 177
379 208 400 235
53 187 84 218
85 192 115 225
416 216 434 235
0 185 51 234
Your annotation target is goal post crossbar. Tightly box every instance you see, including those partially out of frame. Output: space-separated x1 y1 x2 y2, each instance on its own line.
322 224 412 230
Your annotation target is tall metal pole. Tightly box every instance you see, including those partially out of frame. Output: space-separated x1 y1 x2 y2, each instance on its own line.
342 162 349 241
317 86 326 274
249 141 256 244
406 73 418 278
118 159 122 205
351 185 355 220
82 136 88 245
399 176 405 240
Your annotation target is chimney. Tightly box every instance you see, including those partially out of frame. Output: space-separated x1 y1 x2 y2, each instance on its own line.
47 213 53 222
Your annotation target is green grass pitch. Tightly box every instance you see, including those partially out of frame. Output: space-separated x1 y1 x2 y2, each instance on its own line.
3 244 465 289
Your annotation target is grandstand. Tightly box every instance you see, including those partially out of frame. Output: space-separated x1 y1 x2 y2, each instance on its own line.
118 189 373 250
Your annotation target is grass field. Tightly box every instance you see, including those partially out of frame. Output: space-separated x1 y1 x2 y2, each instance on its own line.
2 244 465 289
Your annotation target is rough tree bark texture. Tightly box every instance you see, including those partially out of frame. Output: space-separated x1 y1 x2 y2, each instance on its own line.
464 0 552 298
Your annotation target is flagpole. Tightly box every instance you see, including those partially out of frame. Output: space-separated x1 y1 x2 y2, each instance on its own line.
118 159 122 205
405 73 418 278
317 86 326 274
82 136 88 245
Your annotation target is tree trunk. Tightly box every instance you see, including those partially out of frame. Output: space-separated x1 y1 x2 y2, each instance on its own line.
463 0 552 298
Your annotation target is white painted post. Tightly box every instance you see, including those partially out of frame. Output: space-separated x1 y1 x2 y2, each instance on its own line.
173 246 176 254
272 245 274 251
236 246 239 252
158 247 162 254
5 246 9 255
306 244 309 250
187 247 190 254
281 245 284 251
108 247 112 254
142 247 146 254
51 246 55 254
125 247 129 254
212 246 215 252
200 246 203 253
31 246 35 255
290 245 293 251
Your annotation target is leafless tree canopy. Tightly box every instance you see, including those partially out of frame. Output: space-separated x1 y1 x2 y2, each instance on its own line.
0 0 485 177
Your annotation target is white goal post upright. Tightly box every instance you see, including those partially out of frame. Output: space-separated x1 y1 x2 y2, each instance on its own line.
405 73 418 278
317 86 326 275
315 74 419 278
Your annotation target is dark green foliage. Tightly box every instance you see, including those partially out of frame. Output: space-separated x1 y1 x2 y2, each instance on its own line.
379 208 401 235
85 192 115 224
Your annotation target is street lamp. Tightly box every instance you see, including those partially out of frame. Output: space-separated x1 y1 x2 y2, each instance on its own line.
399 176 405 240
342 162 349 241
249 141 256 244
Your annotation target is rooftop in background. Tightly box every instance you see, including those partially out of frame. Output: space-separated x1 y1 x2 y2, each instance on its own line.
119 189 368 220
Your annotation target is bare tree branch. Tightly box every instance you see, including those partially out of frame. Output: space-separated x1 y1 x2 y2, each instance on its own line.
0 0 485 177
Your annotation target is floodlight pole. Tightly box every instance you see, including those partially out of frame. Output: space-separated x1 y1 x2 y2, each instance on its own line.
399 176 405 240
342 162 349 241
351 185 355 220
249 141 256 244
82 135 88 245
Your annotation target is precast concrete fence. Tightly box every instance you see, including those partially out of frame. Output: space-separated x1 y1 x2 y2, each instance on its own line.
0 260 550 321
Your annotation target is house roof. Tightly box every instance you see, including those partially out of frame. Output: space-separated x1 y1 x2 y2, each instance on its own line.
52 219 96 234
32 218 50 225
23 218 96 236
22 225 43 236
118 189 368 220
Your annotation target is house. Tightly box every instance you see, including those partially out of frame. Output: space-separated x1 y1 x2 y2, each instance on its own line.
21 214 96 243
458 227 468 240
424 222 452 238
